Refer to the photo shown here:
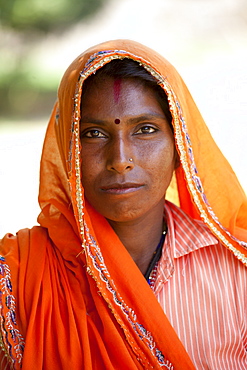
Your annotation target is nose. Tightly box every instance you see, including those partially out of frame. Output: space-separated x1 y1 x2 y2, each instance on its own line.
106 137 134 174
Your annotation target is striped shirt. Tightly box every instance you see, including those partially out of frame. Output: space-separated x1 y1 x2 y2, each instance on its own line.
155 202 247 369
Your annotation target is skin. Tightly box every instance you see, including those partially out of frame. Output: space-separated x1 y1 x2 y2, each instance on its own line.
80 76 177 274
113 78 121 103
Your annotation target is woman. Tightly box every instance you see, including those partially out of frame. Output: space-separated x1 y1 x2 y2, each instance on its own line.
0 39 246 370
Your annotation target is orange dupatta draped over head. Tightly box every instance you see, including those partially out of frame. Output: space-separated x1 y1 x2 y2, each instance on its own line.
0 39 247 370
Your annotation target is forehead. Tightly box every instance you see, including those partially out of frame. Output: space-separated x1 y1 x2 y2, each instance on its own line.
82 74 145 95
80 76 166 119
80 60 173 128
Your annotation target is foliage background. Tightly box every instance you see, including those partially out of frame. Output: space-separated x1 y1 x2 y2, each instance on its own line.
0 0 107 118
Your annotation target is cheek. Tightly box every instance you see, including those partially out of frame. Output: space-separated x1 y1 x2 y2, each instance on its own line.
145 143 176 188
80 156 97 194
81 164 98 187
141 140 175 170
80 147 103 183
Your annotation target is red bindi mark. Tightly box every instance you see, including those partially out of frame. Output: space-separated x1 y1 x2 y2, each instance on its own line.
114 118 120 124
113 78 121 103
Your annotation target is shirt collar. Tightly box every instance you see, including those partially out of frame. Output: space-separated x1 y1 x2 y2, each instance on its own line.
164 201 218 259
153 202 218 291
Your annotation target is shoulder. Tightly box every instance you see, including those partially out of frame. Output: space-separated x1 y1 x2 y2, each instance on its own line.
0 225 49 249
165 200 210 231
165 201 218 257
0 226 50 271
166 201 247 270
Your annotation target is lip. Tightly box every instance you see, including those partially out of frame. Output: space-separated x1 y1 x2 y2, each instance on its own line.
100 182 144 194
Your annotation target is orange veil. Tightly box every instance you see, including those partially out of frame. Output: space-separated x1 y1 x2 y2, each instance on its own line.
1 39 247 370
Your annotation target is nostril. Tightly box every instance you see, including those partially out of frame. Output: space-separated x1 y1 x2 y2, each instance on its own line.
109 161 134 173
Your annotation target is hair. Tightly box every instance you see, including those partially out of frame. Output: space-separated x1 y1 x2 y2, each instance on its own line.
81 58 173 125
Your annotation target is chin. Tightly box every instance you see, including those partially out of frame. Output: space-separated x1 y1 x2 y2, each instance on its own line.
104 206 144 223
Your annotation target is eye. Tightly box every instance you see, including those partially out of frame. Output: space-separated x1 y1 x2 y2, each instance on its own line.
81 129 106 138
135 125 158 135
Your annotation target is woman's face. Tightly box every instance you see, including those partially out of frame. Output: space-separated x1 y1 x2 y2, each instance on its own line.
80 76 177 223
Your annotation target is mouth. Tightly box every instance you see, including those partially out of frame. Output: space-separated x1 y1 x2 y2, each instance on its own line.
100 182 144 194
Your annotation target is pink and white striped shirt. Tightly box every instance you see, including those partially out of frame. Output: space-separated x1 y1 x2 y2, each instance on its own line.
155 202 247 369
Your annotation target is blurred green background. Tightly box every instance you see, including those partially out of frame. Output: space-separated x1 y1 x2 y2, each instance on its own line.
0 0 108 119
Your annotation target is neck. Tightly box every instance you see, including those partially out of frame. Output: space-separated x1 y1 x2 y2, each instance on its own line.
107 202 165 275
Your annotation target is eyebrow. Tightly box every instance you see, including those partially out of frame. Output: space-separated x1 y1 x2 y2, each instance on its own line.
80 113 167 126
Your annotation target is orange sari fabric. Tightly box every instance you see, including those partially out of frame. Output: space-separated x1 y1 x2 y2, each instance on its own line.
1 40 247 370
